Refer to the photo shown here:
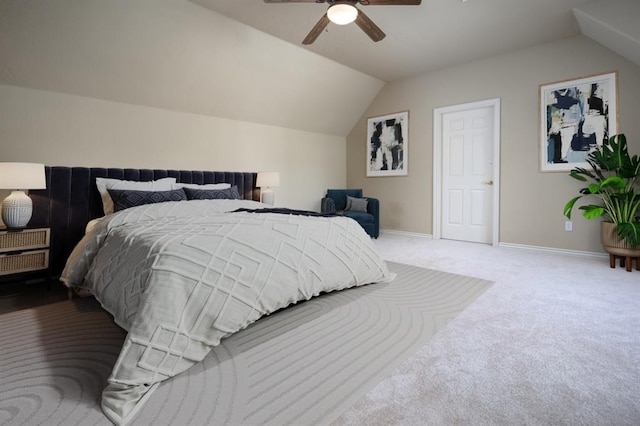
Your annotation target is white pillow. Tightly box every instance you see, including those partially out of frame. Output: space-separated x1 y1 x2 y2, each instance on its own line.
172 182 231 190
96 177 177 215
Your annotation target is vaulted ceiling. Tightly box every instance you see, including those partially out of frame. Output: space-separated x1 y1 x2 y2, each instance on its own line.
2 0 637 138
193 0 640 82
573 0 640 68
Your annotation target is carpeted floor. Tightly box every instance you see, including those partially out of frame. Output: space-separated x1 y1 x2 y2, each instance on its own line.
4 234 638 426
333 234 640 425
0 260 490 425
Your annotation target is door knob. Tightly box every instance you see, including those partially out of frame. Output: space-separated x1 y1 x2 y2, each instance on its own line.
483 180 494 185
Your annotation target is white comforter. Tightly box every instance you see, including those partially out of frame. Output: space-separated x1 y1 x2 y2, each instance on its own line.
61 199 394 425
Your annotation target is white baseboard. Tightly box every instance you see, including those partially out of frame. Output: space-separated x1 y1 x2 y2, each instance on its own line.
380 229 606 259
380 229 433 239
498 242 606 259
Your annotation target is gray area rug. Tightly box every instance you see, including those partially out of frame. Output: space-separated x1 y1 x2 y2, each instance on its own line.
0 262 491 425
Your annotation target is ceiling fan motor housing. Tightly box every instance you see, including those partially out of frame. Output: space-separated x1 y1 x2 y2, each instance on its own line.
265 0 422 45
327 2 359 25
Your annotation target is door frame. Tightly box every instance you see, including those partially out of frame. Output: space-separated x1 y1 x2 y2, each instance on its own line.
432 98 501 246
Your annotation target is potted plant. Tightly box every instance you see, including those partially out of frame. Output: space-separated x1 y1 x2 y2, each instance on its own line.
564 134 640 270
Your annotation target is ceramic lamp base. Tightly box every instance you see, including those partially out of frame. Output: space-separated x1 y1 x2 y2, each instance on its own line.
2 190 33 228
261 189 275 206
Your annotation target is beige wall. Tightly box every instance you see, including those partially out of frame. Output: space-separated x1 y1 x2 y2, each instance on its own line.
347 36 640 253
0 0 383 136
0 85 345 211
0 0 379 219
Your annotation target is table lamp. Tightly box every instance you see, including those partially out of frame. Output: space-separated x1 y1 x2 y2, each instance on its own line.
0 162 46 228
256 171 280 206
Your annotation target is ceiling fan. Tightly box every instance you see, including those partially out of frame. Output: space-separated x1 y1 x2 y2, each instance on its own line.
263 0 422 45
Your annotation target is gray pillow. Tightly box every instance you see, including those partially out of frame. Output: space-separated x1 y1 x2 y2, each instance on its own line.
346 195 368 213
108 188 187 212
96 177 176 215
183 185 240 200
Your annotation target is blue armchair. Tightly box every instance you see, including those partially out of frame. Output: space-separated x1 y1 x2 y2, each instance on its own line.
321 189 379 238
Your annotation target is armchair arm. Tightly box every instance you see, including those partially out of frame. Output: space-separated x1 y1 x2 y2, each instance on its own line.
321 197 336 213
366 197 380 220
366 197 380 238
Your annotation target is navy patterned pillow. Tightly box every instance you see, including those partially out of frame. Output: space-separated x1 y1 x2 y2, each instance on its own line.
108 188 187 212
183 185 241 200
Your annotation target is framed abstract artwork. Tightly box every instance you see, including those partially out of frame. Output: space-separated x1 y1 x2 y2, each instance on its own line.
367 110 409 177
539 71 618 172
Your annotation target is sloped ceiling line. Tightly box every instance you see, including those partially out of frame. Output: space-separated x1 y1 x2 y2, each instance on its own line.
573 0 640 68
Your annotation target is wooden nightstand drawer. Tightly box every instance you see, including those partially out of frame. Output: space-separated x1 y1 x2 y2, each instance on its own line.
0 228 50 253
0 249 50 276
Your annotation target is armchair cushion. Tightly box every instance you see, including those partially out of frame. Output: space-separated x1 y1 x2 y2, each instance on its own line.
326 189 363 212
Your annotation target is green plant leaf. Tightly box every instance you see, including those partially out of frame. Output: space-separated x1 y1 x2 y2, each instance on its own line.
564 134 640 242
579 205 604 219
599 176 626 190
568 171 588 182
564 196 580 219
569 166 596 182
587 183 601 194
617 221 640 246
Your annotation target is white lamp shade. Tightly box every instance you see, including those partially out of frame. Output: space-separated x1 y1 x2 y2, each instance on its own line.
256 171 280 188
0 162 46 190
327 3 358 25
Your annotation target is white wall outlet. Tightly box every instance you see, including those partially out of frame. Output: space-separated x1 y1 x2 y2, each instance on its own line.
565 221 573 231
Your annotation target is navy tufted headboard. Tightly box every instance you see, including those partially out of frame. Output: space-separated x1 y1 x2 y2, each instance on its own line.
28 167 259 277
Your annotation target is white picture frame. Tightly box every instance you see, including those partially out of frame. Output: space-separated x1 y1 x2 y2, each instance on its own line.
539 71 618 172
366 110 409 177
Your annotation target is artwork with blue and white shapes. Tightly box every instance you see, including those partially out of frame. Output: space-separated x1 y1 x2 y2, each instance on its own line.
367 110 409 177
539 71 617 172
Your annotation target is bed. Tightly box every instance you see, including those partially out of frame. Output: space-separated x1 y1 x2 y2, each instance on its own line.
30 167 260 277
28 167 393 425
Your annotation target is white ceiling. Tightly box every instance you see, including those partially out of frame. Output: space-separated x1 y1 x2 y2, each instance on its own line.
192 0 597 82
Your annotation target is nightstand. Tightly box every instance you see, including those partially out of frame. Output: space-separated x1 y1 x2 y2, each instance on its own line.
0 227 50 282
0 227 69 313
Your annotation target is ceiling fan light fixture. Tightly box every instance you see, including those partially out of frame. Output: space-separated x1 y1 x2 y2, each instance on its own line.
327 3 358 25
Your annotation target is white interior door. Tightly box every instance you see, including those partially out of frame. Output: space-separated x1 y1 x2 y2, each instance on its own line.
440 105 495 244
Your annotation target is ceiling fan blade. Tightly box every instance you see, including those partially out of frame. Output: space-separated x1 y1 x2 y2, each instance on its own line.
360 0 421 4
354 8 386 42
302 13 331 45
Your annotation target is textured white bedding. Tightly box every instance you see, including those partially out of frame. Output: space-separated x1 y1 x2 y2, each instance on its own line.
61 199 394 425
